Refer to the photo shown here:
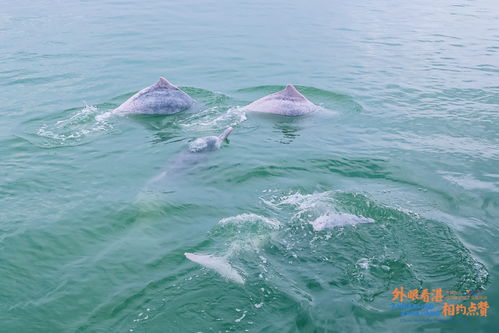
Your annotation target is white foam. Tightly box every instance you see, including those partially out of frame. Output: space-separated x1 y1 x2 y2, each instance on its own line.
185 252 245 284
310 212 374 231
357 258 370 269
95 110 114 122
218 213 281 229
36 105 113 144
234 311 247 323
440 172 498 191
181 106 246 130
264 191 334 212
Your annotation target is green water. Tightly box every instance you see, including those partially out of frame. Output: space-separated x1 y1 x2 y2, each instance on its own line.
1 0 498 332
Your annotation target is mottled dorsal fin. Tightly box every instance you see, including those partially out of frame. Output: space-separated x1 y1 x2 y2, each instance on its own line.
279 84 306 100
155 77 176 89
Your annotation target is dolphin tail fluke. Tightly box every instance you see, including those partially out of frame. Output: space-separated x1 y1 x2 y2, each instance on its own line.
218 127 233 141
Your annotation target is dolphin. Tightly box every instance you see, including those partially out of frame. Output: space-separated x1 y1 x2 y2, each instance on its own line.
166 126 233 173
145 127 233 189
114 77 195 114
188 126 233 153
241 85 319 116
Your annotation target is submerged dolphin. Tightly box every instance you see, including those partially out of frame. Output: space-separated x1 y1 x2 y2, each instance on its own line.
241 84 319 116
146 127 233 189
114 77 195 114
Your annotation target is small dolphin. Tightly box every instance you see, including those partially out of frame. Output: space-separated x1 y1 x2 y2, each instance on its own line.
241 85 319 116
146 127 233 188
188 127 233 153
114 77 195 114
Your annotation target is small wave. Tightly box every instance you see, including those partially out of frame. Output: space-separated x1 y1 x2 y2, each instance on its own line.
179 106 246 130
212 213 282 256
262 191 369 230
184 252 245 284
218 213 281 229
310 213 374 231
33 105 115 147
269 191 334 211
439 171 498 191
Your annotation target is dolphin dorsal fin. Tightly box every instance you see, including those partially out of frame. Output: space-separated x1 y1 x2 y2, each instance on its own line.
155 77 176 89
281 84 306 99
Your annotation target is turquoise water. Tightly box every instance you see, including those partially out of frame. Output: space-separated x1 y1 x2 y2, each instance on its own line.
1 0 498 332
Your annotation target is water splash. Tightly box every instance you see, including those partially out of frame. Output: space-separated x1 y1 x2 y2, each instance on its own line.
34 105 115 147
218 213 281 229
179 106 246 130
310 212 374 231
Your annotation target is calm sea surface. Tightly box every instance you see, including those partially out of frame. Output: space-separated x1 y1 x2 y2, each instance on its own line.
1 0 498 332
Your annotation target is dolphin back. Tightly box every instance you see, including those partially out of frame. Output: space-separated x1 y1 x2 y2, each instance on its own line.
114 77 195 114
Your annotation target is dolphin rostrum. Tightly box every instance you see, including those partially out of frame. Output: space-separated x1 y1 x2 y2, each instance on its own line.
114 77 195 114
241 85 319 116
